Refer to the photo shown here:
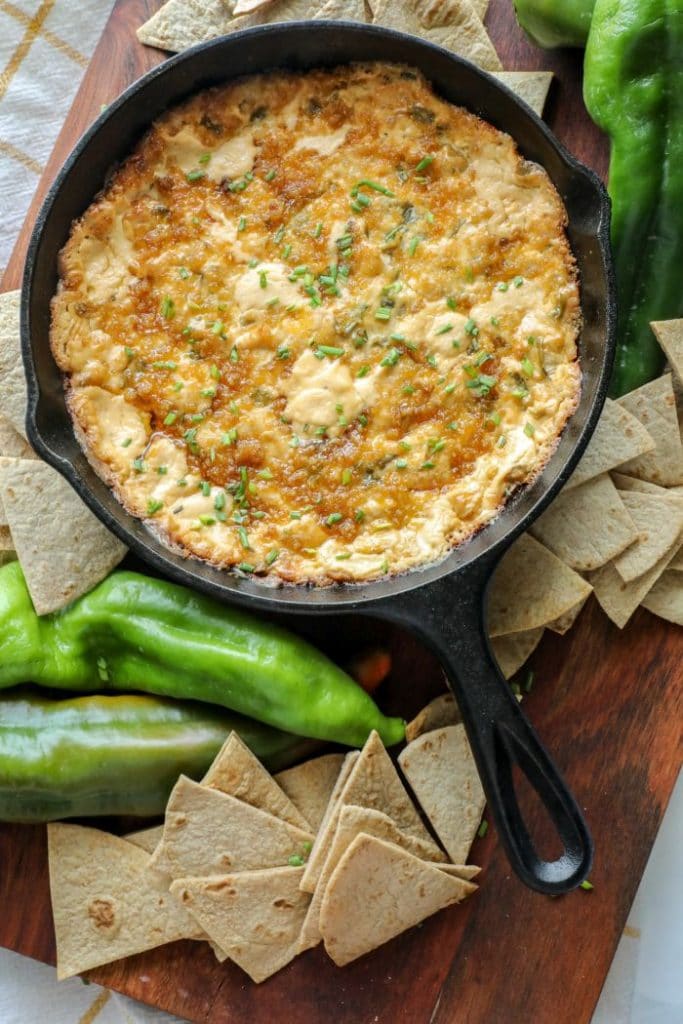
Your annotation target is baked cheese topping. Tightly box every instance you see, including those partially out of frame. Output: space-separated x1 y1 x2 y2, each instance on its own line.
51 64 581 584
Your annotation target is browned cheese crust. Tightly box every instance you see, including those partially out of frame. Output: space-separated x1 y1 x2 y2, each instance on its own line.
51 63 581 584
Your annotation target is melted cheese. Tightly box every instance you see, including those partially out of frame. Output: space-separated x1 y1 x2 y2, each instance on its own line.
53 63 581 585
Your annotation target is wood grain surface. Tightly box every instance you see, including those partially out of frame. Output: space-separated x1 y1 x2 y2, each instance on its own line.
1 2 680 1023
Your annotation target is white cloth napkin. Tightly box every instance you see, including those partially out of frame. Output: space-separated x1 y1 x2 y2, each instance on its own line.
0 3 681 1023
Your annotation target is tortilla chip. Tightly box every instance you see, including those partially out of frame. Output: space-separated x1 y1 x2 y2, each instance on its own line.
612 491 683 583
668 547 683 571
609 473 671 496
137 0 233 50
371 0 502 71
493 71 553 116
171 867 310 983
233 0 273 12
588 541 682 629
125 826 164 853
274 753 345 832
545 596 588 635
202 731 311 831
320 834 476 966
488 533 592 636
641 571 683 625
470 0 489 19
0 415 34 459
300 733 432 893
617 375 683 486
436 862 481 880
490 626 544 675
0 458 126 614
651 320 683 385
398 725 485 864
0 290 28 440
48 823 201 980
530 474 637 572
405 693 459 743
149 775 313 879
565 398 655 490
298 803 446 953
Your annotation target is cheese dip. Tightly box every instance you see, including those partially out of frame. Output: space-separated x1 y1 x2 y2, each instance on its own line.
51 63 581 583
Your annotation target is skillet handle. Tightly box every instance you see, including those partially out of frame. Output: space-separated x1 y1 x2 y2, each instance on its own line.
380 556 593 894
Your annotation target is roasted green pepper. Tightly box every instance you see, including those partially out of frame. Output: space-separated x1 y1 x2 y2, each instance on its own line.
0 688 314 822
0 562 404 748
584 0 683 395
514 0 595 49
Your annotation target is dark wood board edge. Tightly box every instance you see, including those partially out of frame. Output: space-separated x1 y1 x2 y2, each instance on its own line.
0 2 680 1023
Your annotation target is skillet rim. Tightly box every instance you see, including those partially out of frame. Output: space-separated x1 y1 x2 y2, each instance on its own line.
21 21 616 612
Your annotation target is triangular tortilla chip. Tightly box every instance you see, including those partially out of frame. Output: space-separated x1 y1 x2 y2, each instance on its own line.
48 824 201 980
613 492 683 583
274 753 345 832
202 731 311 830
0 459 126 614
617 375 683 486
669 548 683 571
488 534 592 636
652 320 683 385
493 71 553 116
137 0 233 50
0 415 34 459
298 803 446 953
233 0 273 12
398 725 485 864
436 862 481 880
0 291 27 439
530 474 637 571
405 693 459 743
588 541 682 629
641 571 683 625
319 834 476 966
490 626 544 675
371 0 501 71
545 596 588 635
300 733 432 893
565 399 655 490
149 775 313 878
171 867 310 982
125 825 164 853
610 473 672 496
470 0 489 19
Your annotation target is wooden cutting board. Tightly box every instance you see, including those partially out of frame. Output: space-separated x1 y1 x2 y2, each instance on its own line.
1 2 680 1022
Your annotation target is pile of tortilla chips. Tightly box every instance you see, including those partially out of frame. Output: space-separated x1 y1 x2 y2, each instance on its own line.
48 724 483 980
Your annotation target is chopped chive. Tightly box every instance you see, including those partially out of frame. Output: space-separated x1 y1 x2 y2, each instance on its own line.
230 346 239 363
435 323 453 335
580 879 594 891
238 216 247 232
290 435 300 448
415 154 434 172
282 243 292 259
446 296 458 310
428 438 446 452
521 357 535 377
265 168 277 181
265 549 279 566
464 318 478 336
475 351 493 366
444 383 456 394
201 387 216 398
163 412 177 426
146 498 163 515
214 492 226 512
351 179 395 197
354 509 366 523
447 421 459 430
259 270 268 289
210 364 221 380
477 820 489 839
313 221 323 238
408 236 421 256
513 275 525 287
496 281 509 292
466 373 497 397
336 552 352 560
288 854 304 867
178 266 190 280
421 461 435 470
356 364 370 378
336 233 353 251
198 152 211 165
238 562 255 573
199 480 210 497
132 458 146 473
395 458 408 469
381 347 401 367
402 384 415 395
121 437 132 448
487 411 502 426
160 296 175 319
316 345 344 358
186 169 205 182
375 307 392 322
237 526 250 549
325 512 344 526
426 353 438 368
341 468 353 485
524 670 534 693
221 428 238 446
524 422 536 437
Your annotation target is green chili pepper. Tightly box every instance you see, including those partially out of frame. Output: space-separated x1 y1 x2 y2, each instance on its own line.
0 562 404 748
584 0 683 395
0 687 314 822
514 0 595 48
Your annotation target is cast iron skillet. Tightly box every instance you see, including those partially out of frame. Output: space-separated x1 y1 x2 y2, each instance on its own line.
22 23 615 894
